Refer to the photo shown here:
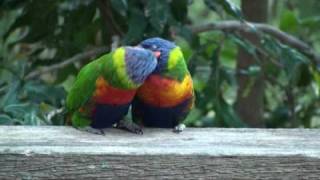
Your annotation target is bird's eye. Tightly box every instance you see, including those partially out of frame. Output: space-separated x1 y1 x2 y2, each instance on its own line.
151 45 157 50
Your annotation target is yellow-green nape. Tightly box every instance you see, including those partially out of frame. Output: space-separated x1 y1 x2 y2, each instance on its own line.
113 47 125 60
112 47 139 89
168 47 184 70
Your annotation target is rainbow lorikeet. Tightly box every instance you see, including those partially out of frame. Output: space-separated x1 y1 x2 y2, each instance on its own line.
132 38 194 133
66 46 157 135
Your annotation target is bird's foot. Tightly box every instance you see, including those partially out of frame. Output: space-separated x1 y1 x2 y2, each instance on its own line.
173 124 186 133
77 126 105 135
116 119 143 135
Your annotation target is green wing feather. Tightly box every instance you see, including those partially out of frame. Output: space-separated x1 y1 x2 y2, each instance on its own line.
66 47 136 112
66 54 111 112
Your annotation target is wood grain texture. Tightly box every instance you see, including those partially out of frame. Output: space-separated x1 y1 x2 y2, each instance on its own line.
1 126 320 179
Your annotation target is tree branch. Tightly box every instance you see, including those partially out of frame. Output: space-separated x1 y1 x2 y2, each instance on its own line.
25 47 108 80
190 20 320 64
97 0 124 37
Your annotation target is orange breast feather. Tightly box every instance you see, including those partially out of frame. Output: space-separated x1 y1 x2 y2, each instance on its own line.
93 76 136 105
137 74 193 107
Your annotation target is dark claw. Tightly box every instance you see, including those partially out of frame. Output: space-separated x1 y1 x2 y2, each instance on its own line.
172 129 182 133
77 127 105 135
116 120 144 135
134 128 143 135
97 129 105 135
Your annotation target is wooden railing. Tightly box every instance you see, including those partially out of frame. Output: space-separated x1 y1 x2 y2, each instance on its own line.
0 126 319 179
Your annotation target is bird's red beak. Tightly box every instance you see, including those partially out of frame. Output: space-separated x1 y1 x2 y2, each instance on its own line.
153 51 161 58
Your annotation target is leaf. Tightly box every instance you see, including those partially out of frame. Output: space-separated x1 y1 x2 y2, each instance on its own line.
0 80 19 108
55 64 78 84
267 106 290 128
3 103 30 118
184 108 202 126
145 0 170 34
279 46 306 83
0 0 26 9
204 0 218 12
205 0 243 20
240 65 261 77
0 114 13 125
0 8 22 39
23 110 42 125
261 36 282 55
215 96 247 127
296 63 312 87
58 1 97 53
220 38 237 66
311 67 320 96
23 81 66 106
279 10 298 33
195 46 244 127
207 47 246 127
261 36 308 84
217 0 242 19
300 16 320 31
110 0 128 17
59 0 94 10
230 34 256 56
175 26 194 45
6 0 59 43
123 8 147 44
170 0 189 22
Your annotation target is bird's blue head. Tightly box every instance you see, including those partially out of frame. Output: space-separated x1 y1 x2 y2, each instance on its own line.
125 47 157 85
139 37 176 73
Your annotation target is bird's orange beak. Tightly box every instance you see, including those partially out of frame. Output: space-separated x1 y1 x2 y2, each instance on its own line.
153 51 161 58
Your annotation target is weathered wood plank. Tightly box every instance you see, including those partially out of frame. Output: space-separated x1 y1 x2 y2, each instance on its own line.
0 126 320 179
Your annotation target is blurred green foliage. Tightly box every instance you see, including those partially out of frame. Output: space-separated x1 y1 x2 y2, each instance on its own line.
0 0 319 127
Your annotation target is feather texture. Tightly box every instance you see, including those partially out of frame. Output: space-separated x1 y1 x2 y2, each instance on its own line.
66 47 157 128
133 38 195 128
137 74 193 107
